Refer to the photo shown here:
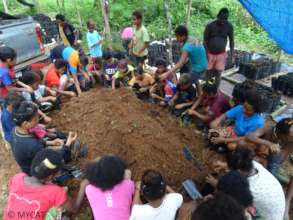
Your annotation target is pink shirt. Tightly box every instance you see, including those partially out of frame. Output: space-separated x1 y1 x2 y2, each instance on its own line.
86 179 135 220
121 27 133 40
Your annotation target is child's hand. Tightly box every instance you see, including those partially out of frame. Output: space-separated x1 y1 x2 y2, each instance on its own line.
124 169 132 179
168 100 175 107
270 143 280 153
66 131 78 146
43 115 52 124
211 137 225 144
49 96 57 102
175 103 186 109
51 138 65 146
205 174 218 187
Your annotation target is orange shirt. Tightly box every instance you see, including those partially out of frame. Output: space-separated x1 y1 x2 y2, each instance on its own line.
45 66 60 88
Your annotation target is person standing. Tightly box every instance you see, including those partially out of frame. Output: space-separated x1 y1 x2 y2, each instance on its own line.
121 26 133 56
130 11 150 67
204 8 234 86
161 25 208 96
86 19 103 64
55 14 79 47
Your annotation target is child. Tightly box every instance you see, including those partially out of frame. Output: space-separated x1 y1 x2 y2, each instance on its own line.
79 56 94 91
11 101 77 174
130 170 183 220
209 90 265 151
188 80 230 123
0 46 33 100
100 52 119 87
1 92 24 144
169 74 197 125
3 149 88 220
246 118 293 174
112 59 135 89
45 59 76 97
130 66 154 100
85 155 135 220
86 19 103 64
129 11 150 67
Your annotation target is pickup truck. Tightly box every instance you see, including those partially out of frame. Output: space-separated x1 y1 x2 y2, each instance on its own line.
0 14 56 74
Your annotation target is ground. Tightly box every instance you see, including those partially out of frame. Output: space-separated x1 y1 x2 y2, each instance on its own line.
0 87 292 219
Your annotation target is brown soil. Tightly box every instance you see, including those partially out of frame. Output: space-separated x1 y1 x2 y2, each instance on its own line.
51 88 220 188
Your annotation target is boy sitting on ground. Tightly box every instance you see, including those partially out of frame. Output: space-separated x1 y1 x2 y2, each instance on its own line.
112 59 135 89
188 79 230 124
169 74 197 125
209 90 265 151
45 59 76 97
99 52 119 87
129 66 155 100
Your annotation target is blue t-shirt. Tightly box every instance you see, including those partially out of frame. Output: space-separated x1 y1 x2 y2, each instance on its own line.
182 39 208 73
87 31 102 58
0 66 13 98
1 109 16 143
226 105 264 136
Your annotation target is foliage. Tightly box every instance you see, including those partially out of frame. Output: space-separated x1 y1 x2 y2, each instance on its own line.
0 0 292 63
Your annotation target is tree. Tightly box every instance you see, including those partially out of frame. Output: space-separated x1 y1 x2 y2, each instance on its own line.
164 0 173 65
73 0 83 29
186 0 192 27
56 0 65 13
100 0 113 49
2 0 8 13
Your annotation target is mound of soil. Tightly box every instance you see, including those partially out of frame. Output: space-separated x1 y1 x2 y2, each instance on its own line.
52 88 220 188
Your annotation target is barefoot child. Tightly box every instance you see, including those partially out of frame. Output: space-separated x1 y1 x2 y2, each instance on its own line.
112 59 135 89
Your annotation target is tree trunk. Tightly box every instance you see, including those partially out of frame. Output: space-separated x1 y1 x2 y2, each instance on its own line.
56 0 65 13
2 0 9 13
34 0 40 12
164 0 173 66
186 0 192 27
73 0 83 28
100 0 112 49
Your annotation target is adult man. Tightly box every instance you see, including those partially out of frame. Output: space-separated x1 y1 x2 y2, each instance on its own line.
56 14 79 47
204 8 234 86
129 11 150 67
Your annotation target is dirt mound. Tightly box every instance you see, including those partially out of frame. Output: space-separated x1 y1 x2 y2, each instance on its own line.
52 88 220 188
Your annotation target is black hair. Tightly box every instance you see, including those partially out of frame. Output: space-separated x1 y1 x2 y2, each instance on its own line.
245 90 263 113
85 155 126 191
175 25 188 37
217 171 253 208
12 101 38 126
155 59 167 67
135 66 144 75
276 118 293 136
102 51 113 60
217 8 229 19
132 10 143 20
21 71 37 85
0 46 17 62
54 59 67 70
30 149 63 179
4 91 25 108
227 148 254 173
55 14 65 21
192 192 246 220
203 79 218 95
141 170 166 201
179 73 191 86
80 56 89 66
33 70 43 81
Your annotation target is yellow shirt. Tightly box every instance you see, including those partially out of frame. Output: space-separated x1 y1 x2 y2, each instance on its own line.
129 73 155 87
59 24 70 46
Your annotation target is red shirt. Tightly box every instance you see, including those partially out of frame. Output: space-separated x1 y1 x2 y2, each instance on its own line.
201 91 230 119
3 173 67 220
0 64 15 98
45 66 60 88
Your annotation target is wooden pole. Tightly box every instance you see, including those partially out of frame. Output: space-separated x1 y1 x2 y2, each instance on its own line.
164 0 173 66
186 0 192 27
73 0 83 28
100 0 112 49
2 0 9 13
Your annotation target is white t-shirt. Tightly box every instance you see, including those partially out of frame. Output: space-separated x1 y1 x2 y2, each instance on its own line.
34 85 46 100
248 161 285 220
129 193 183 220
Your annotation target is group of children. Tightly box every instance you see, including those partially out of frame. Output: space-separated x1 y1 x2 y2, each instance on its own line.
1 8 293 220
